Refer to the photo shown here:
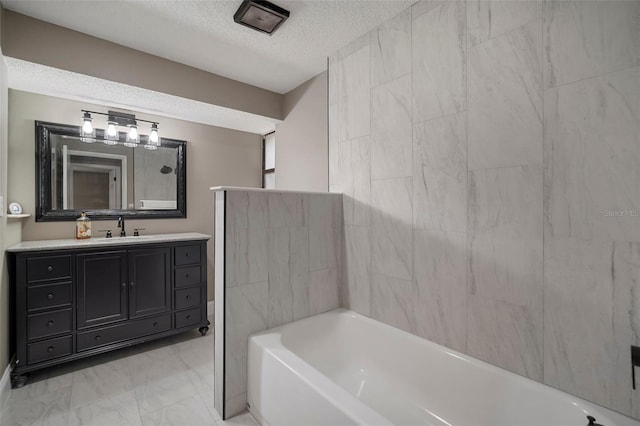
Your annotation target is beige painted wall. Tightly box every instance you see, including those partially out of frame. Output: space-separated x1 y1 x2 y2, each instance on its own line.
8 90 262 304
2 11 283 120
275 71 328 192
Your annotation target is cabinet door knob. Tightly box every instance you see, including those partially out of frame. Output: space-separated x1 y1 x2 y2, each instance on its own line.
153 322 159 327
47 266 53 272
186 295 191 300
185 273 190 278
130 282 135 287
47 321 54 327
95 335 101 342
185 252 189 257
47 346 54 353
47 293 54 300
121 283 126 290
186 315 191 320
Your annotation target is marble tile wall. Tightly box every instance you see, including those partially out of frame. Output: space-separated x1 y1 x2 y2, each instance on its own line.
329 0 640 419
214 189 343 419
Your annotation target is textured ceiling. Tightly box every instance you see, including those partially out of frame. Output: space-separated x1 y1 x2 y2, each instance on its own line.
1 0 414 94
7 58 280 134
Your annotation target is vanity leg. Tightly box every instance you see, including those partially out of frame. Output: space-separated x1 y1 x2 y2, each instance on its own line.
199 320 211 336
11 371 29 388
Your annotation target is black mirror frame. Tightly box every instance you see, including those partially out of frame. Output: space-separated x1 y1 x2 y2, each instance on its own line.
35 121 187 222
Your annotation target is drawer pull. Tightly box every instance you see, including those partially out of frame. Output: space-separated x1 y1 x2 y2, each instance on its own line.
95 335 101 342
130 282 135 288
47 266 54 272
185 253 189 257
185 273 190 278
186 295 191 300
47 346 54 353
47 321 54 327
186 315 191 320
153 322 159 327
47 293 54 300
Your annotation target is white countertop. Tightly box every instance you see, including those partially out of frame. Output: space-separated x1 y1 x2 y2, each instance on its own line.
6 232 211 252
210 186 340 196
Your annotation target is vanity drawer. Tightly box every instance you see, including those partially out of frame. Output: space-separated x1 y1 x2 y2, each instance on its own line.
175 266 201 288
175 245 201 266
28 282 72 312
27 255 71 283
175 287 201 310
77 314 171 352
27 335 72 365
175 307 201 329
27 309 72 341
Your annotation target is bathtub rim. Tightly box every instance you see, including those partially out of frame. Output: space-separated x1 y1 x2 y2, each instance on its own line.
249 308 640 426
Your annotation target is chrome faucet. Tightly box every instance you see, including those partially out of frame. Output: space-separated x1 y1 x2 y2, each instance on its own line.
117 216 126 237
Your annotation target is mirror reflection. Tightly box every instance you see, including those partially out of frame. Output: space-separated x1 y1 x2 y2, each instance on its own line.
50 135 178 211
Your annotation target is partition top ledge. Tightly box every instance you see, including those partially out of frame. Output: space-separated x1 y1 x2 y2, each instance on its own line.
210 186 340 196
7 232 211 252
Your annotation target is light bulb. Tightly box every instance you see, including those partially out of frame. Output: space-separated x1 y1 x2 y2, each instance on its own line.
124 124 139 148
150 128 159 143
106 123 117 137
82 120 93 134
80 111 95 143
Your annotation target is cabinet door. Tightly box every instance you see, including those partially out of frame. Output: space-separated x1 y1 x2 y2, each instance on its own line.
128 248 171 319
77 250 128 329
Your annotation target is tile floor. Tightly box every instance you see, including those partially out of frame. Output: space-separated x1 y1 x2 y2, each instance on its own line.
0 317 259 426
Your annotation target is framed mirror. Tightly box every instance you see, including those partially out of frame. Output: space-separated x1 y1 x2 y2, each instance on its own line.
35 121 187 221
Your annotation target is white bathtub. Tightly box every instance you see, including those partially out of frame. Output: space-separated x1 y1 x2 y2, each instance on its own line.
248 309 640 426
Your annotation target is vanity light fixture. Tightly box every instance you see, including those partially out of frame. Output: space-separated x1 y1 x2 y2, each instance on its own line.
124 124 139 148
79 109 160 149
80 111 96 143
233 0 290 35
104 119 119 145
146 123 160 150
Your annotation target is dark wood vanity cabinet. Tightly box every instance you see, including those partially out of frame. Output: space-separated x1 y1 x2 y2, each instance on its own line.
9 239 209 387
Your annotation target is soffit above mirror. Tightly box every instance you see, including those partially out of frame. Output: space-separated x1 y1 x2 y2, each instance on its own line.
6 58 279 135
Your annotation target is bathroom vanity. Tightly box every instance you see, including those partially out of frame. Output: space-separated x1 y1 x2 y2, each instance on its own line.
6 232 210 387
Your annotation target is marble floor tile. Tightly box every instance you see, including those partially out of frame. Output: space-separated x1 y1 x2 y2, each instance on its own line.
371 8 411 87
2 331 216 426
544 0 640 89
1 383 71 426
467 18 542 170
127 350 202 416
69 357 134 409
217 411 259 426
141 395 215 426
467 0 541 47
69 390 142 426
412 0 466 122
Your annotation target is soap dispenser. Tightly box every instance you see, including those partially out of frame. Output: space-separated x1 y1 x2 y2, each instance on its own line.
76 211 92 239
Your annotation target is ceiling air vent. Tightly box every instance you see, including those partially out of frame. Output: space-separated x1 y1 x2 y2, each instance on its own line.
234 0 290 35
